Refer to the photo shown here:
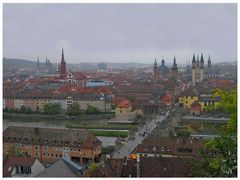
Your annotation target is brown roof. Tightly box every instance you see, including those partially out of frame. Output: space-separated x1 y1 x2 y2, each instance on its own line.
180 88 199 97
132 136 204 157
122 157 195 177
191 100 201 107
3 156 36 177
86 159 124 177
3 126 101 149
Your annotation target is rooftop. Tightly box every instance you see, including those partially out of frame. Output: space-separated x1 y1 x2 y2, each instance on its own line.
3 126 101 148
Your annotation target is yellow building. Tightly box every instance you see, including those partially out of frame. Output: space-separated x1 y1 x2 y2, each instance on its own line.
115 99 132 117
179 87 221 112
179 88 199 108
198 96 221 112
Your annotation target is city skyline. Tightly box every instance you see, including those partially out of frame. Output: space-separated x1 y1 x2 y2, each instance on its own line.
3 3 237 64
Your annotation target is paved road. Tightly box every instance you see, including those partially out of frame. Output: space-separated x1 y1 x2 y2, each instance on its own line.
112 114 167 159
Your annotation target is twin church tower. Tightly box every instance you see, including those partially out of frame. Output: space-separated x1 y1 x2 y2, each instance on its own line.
153 53 212 86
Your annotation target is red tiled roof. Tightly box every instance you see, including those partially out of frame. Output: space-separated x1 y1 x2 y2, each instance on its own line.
117 99 132 108
191 100 201 107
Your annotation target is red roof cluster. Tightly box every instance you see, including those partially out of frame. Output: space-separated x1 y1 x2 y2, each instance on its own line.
117 99 132 108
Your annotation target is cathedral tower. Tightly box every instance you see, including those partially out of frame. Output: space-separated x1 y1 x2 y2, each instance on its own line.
153 58 158 80
171 56 178 79
60 48 67 79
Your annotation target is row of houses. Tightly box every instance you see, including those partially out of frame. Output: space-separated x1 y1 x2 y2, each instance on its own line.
3 92 112 112
3 126 102 164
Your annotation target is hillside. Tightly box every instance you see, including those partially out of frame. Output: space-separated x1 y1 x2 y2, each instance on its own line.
3 58 38 70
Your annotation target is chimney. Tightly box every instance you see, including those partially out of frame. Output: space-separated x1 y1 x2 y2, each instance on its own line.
137 153 140 177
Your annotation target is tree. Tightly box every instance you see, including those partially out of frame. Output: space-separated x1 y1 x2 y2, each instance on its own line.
86 105 100 114
176 130 190 137
20 106 27 113
67 102 80 116
26 107 32 114
195 89 237 177
89 162 98 171
43 103 61 114
7 145 22 157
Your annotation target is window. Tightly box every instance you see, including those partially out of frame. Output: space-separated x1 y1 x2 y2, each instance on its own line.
145 146 148 151
153 146 157 151
185 101 188 104
161 147 165 151
60 154 62 158
177 148 193 153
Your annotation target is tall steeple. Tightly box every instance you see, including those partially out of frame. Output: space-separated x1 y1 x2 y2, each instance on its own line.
173 57 177 67
171 56 178 79
60 48 67 79
208 54 211 68
200 53 204 68
192 54 196 68
61 48 65 63
197 55 200 67
154 57 157 65
153 57 158 80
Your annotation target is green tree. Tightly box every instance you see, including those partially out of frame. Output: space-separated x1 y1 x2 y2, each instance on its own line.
195 89 237 177
20 105 27 113
43 103 61 114
176 130 191 137
111 104 116 110
26 107 32 114
7 145 22 157
86 105 100 114
89 162 98 171
67 102 80 115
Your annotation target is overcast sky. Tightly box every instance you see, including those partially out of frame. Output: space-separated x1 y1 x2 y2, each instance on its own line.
3 3 237 65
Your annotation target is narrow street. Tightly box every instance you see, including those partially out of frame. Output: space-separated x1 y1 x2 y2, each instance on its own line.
112 114 168 159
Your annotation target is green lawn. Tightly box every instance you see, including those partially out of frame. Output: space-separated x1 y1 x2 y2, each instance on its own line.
89 130 128 138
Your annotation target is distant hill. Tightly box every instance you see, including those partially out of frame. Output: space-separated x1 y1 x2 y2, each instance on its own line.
3 58 38 70
215 61 237 74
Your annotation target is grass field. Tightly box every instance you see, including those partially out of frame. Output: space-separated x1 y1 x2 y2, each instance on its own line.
89 130 128 138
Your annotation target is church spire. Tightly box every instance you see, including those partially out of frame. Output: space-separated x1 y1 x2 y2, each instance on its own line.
60 48 67 79
192 54 196 68
208 54 211 68
61 48 65 63
154 57 157 65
